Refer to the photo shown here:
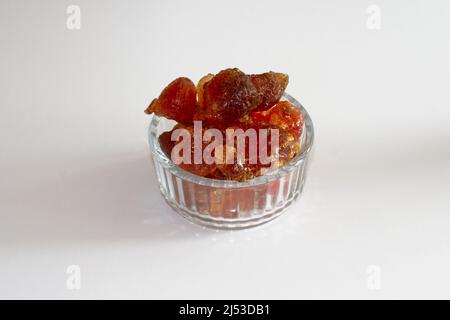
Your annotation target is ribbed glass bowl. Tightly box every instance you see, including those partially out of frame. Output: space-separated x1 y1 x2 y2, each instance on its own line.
148 93 314 229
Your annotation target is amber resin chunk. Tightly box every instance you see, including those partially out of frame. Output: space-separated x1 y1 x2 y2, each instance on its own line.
145 77 197 125
210 126 301 181
197 73 214 109
250 72 289 112
157 130 175 157
158 125 217 177
249 100 304 139
199 68 261 127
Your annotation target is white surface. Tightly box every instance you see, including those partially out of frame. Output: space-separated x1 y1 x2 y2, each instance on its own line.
1 0 450 299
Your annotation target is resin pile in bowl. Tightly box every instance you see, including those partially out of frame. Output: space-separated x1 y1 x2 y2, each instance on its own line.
146 69 314 229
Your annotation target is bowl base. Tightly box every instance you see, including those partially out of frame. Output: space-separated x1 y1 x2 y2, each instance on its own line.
161 188 301 230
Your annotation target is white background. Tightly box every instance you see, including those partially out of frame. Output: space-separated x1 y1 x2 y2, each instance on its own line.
1 0 449 299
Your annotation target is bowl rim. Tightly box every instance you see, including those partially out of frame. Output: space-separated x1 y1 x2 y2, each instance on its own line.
148 92 314 188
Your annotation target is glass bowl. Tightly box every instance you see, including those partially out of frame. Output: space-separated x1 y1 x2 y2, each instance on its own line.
147 93 314 229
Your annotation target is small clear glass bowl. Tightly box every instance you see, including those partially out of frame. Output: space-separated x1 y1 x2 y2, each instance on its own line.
148 93 314 229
